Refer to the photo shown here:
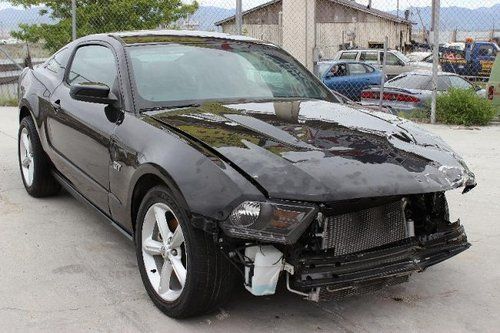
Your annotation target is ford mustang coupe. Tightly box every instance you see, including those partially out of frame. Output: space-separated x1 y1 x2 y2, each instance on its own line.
17 30 476 318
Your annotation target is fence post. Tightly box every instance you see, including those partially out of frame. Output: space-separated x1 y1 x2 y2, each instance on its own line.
235 0 243 35
379 36 388 110
72 0 77 40
431 0 440 124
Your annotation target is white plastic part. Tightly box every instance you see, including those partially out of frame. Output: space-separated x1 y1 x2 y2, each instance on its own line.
407 219 415 237
244 245 284 296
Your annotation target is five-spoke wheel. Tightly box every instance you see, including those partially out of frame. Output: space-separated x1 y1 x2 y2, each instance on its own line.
141 203 187 302
18 116 60 197
19 127 34 187
135 186 236 318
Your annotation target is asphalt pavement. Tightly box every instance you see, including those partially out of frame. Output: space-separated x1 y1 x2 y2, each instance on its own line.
1 106 499 332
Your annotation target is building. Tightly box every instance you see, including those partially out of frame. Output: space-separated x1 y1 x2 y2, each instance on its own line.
215 0 412 69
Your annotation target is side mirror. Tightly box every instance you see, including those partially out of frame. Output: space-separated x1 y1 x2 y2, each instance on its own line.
70 83 117 105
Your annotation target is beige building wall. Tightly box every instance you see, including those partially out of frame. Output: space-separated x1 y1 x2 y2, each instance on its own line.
282 0 316 70
220 23 281 46
218 0 411 68
317 20 411 59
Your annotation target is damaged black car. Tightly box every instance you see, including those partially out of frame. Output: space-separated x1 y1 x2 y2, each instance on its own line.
17 30 476 318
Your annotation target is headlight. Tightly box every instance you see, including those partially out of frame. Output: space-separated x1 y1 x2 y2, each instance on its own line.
222 201 318 244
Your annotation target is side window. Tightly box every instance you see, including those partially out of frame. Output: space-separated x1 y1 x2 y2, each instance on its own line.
359 52 379 64
449 76 472 89
329 64 347 77
68 45 117 88
382 52 403 66
339 52 358 60
478 45 495 57
45 48 70 78
347 63 367 75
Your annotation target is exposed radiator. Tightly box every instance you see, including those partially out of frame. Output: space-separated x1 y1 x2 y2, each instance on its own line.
321 200 407 255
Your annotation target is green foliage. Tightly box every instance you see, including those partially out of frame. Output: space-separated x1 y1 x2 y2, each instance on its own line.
9 0 199 53
436 88 496 126
0 96 19 106
399 109 430 123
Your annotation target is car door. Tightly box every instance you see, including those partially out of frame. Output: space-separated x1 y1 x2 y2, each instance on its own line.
345 63 374 100
359 51 380 68
382 52 406 78
46 43 120 212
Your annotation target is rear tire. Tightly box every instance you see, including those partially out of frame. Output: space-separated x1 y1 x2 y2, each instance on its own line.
135 185 235 318
18 116 60 197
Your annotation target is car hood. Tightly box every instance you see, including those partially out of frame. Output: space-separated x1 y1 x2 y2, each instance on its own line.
148 100 476 202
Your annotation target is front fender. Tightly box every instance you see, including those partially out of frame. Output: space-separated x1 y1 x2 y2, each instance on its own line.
108 113 266 234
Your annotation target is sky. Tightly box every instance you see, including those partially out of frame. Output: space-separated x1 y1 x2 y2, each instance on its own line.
0 0 498 11
193 0 500 11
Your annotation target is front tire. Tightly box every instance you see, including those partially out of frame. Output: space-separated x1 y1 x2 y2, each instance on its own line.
18 116 60 197
135 186 235 318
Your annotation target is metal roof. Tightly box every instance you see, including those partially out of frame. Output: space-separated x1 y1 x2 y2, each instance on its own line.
215 0 412 26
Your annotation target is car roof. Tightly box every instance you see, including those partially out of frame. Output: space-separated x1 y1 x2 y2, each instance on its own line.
107 29 264 44
317 60 373 65
398 70 463 77
338 49 394 52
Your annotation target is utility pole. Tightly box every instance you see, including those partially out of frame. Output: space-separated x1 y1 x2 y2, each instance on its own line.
379 36 388 110
431 0 440 124
236 0 243 35
72 0 77 40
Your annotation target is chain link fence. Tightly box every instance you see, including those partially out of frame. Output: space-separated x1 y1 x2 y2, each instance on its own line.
0 0 497 120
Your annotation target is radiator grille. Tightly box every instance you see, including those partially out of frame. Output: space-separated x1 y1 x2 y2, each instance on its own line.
321 200 407 255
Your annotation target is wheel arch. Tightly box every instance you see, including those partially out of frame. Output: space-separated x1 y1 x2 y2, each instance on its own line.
129 164 189 235
19 101 35 124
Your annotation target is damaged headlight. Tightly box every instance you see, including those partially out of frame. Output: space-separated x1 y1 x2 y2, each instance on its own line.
222 201 318 244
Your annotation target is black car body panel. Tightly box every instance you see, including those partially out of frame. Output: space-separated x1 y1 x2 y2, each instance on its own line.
17 30 475 303
150 100 475 203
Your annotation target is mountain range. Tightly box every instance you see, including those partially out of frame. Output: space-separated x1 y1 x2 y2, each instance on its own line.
392 4 499 31
0 4 497 33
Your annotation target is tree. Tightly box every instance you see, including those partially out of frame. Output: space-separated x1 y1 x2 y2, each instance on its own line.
9 0 199 52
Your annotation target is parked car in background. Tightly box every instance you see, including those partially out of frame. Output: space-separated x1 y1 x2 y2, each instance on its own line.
487 55 500 116
316 60 383 101
333 49 434 78
408 51 433 63
361 71 484 113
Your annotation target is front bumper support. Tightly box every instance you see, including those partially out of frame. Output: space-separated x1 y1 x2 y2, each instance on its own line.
289 222 469 292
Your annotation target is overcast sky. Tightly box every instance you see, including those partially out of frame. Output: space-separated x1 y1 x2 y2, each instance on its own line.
194 0 500 11
0 0 498 11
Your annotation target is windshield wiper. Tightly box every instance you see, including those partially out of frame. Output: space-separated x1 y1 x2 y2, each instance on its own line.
139 103 201 113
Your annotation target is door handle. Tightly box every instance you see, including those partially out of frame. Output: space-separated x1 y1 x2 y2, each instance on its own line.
51 99 61 112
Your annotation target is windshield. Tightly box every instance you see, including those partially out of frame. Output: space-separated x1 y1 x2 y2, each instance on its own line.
317 63 332 78
393 50 410 63
386 74 431 90
126 40 332 110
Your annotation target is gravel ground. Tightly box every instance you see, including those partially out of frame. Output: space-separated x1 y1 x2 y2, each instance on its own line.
1 106 499 333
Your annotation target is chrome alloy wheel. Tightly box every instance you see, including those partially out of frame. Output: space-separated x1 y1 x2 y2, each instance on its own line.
19 127 34 187
142 203 187 302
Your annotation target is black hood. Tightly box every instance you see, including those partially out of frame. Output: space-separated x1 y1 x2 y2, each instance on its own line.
148 100 476 202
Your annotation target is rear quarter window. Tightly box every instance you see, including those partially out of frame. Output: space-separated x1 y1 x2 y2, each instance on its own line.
43 47 70 79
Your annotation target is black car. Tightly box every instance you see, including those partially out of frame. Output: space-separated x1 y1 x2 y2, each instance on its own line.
17 30 476 318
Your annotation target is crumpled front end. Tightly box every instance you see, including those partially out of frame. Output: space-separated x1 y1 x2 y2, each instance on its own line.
224 192 470 301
